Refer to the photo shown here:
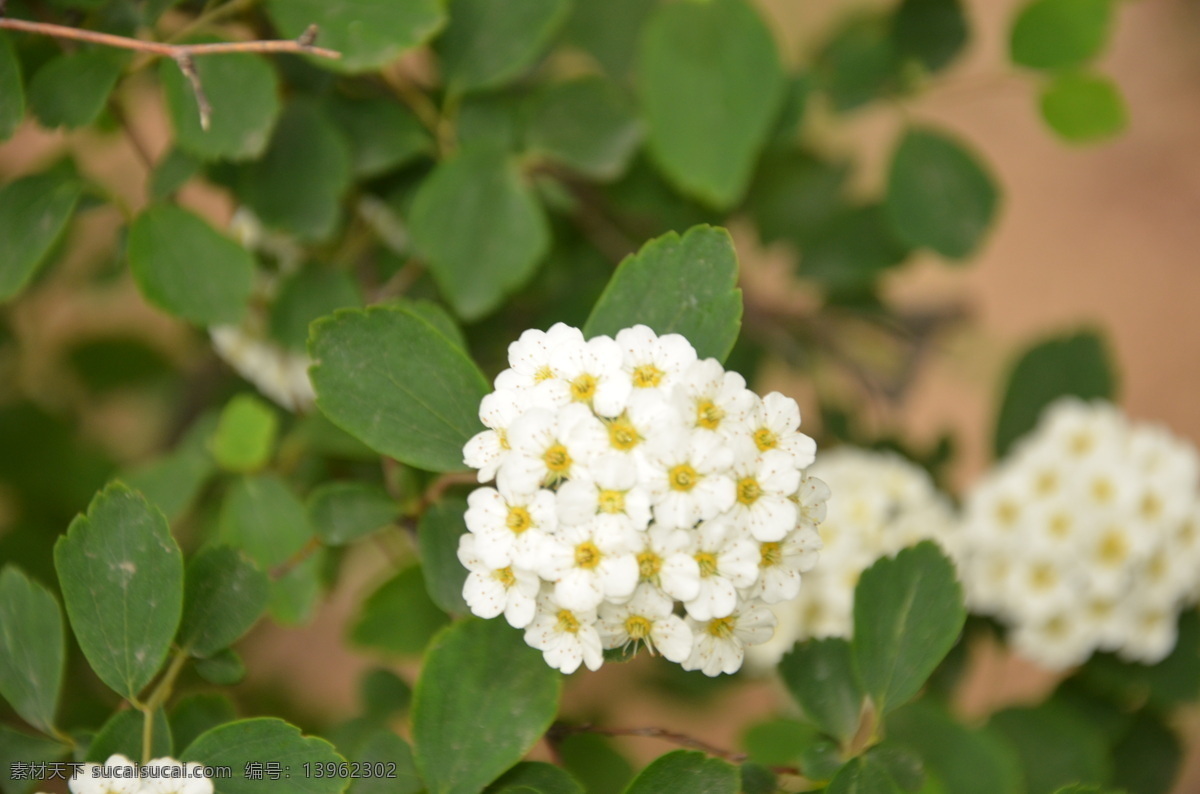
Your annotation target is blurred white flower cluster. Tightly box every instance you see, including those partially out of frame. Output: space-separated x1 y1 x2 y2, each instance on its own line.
749 448 957 668
459 323 828 676
956 398 1200 669
63 754 212 794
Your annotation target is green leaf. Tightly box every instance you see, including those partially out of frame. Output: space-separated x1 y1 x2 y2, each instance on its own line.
885 127 999 260
150 147 200 199
360 668 412 718
456 91 528 151
0 726 68 794
488 762 584 794
160 49 280 161
219 474 313 568
740 764 777 794
638 0 785 209
623 750 738 794
564 0 655 80
266 0 445 73
584 225 742 362
308 482 398 546
349 729 424 794
210 394 279 473
240 101 352 242
418 497 470 614
122 413 217 522
439 0 570 93
170 693 237 752
128 205 254 326
851 542 966 714
800 204 909 294
0 171 81 301
826 755 903 794
309 306 489 472
182 717 346 794
993 330 1116 458
892 0 968 73
28 50 122 129
412 619 561 794
399 298 468 351
526 76 643 181
886 701 1021 794
269 266 362 352
740 718 821 768
179 545 269 657
779 638 865 743
867 746 924 792
86 707 172 762
558 733 634 794
1039 71 1127 143
269 545 326 627
409 148 550 320
815 15 899 113
746 150 850 247
53 483 183 699
1081 609 1200 709
350 567 449 656
0 33 26 141
325 95 432 178
0 566 64 733
194 647 247 685
1111 710 1181 794
988 703 1110 794
1010 0 1112 71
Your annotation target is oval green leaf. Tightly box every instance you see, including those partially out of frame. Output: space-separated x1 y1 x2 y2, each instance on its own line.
53 483 183 699
826 755 904 794
308 481 398 546
886 700 1022 794
181 717 346 794
623 750 738 794
0 171 82 301
28 51 123 129
1010 0 1112 71
1039 72 1127 144
637 0 785 209
309 306 489 472
0 566 65 733
418 497 470 614
179 545 269 657
266 0 445 73
218 474 313 569
350 567 449 656
526 76 643 181
779 637 865 743
988 703 1110 794
0 33 25 141
412 619 561 794
584 225 743 362
439 0 570 93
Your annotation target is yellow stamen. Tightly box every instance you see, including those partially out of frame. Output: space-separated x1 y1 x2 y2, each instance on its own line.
543 443 572 475
632 364 664 388
695 552 718 578
534 364 554 382
598 489 626 514
759 542 781 568
737 477 762 506
574 541 602 569
607 416 641 451
625 615 652 640
669 464 699 491
706 617 735 638
1098 530 1128 565
570 373 597 402
497 428 510 450
493 567 515 587
506 506 532 534
637 551 662 579
696 399 724 430
753 427 777 451
556 609 580 633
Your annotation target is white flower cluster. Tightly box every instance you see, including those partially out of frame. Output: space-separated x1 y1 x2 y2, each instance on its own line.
957 398 1200 669
748 448 957 668
459 324 828 676
64 754 212 794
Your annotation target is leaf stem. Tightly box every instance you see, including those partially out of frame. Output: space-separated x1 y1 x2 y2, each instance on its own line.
138 646 190 763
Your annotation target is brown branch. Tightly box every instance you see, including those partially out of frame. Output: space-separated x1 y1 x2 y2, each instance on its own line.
270 535 322 579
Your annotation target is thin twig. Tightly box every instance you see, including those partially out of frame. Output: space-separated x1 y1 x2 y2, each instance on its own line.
270 536 322 579
550 722 749 764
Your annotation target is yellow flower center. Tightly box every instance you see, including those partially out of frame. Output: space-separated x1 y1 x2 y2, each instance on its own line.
759 542 781 568
632 364 665 388
695 552 718 577
1029 563 1057 591
1048 512 1072 538
570 373 597 402
534 364 555 382
1141 493 1163 520
753 427 777 451
737 477 762 506
556 609 580 633
1034 470 1058 496
1091 477 1115 504
706 616 735 638
696 399 724 430
497 428 510 450
598 489 626 514
1069 432 1094 455
607 416 641 451
669 464 699 491
1098 530 1128 565
506 506 532 533
995 499 1019 527
574 541 602 569
543 443 572 475
624 615 652 640
637 551 662 579
493 567 515 587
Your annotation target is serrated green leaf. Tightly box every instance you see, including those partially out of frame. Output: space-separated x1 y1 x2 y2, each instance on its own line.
181 718 345 793
266 0 445 73
194 647 246 685
54 483 183 699
219 474 313 569
325 94 433 178
1010 0 1112 71
398 298 468 351
885 127 998 260
439 0 570 93
86 707 172 762
638 0 785 209
0 33 26 141
988 703 1110 794
827 755 903 794
349 729 424 794
128 205 254 326
779 638 865 743
892 0 968 73
350 567 449 656
28 50 122 129
418 497 469 614
270 266 362 352
409 148 550 320
0 171 81 300
412 619 561 794
240 101 352 242
210 394 279 473
308 482 398 546
179 545 269 657
160 49 280 161
584 225 742 362
526 76 643 181
1039 71 1127 144
851 542 966 714
170 693 237 752
993 330 1116 458
886 700 1021 794
623 750 738 794
309 306 489 472
0 566 64 733
488 762 584 794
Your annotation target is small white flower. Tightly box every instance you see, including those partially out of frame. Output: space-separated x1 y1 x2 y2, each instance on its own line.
499 403 607 492
682 603 777 676
524 592 604 673
69 754 140 794
1010 611 1094 670
642 430 735 530
458 534 540 628
464 482 556 570
742 525 822 604
615 325 697 393
142 758 214 794
598 583 693 662
463 390 523 482
673 359 757 438
746 392 817 468
495 323 586 399
556 453 652 533
549 335 632 418
210 326 315 413
631 524 702 603
728 446 801 541
684 518 759 621
540 522 639 611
